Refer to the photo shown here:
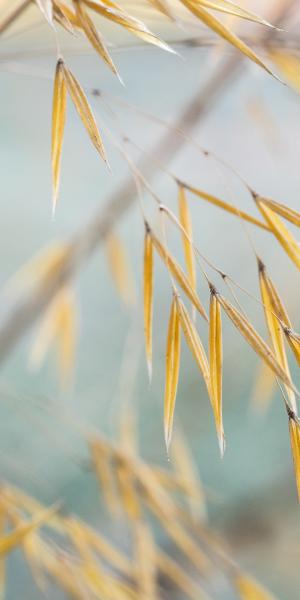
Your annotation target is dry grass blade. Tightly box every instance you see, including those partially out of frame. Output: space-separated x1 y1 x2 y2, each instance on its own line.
257 196 300 227
0 504 57 556
209 289 225 456
184 183 270 230
285 328 300 367
52 59 67 214
62 62 108 162
178 184 196 291
180 1 275 76
164 297 181 451
143 224 153 380
106 232 136 306
258 259 296 413
84 0 174 52
217 293 298 394
257 263 291 328
255 196 300 270
234 572 278 599
73 0 119 77
176 296 211 395
288 412 300 502
151 230 208 320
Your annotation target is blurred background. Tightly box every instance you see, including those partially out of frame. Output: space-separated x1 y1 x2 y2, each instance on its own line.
0 0 300 598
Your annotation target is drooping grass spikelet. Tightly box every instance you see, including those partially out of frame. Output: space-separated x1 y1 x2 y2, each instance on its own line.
288 410 300 502
53 1 78 33
176 296 211 396
51 59 67 213
84 0 175 53
61 61 108 163
178 184 196 291
255 196 300 270
179 1 276 77
190 1 276 28
73 0 120 78
184 183 270 230
258 259 296 413
285 328 300 367
209 287 225 456
151 230 208 320
256 196 300 227
164 296 181 451
143 223 154 380
217 292 298 395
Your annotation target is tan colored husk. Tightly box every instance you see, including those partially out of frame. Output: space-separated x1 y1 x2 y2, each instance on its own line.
209 289 225 455
143 225 154 380
151 230 208 320
164 296 181 450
